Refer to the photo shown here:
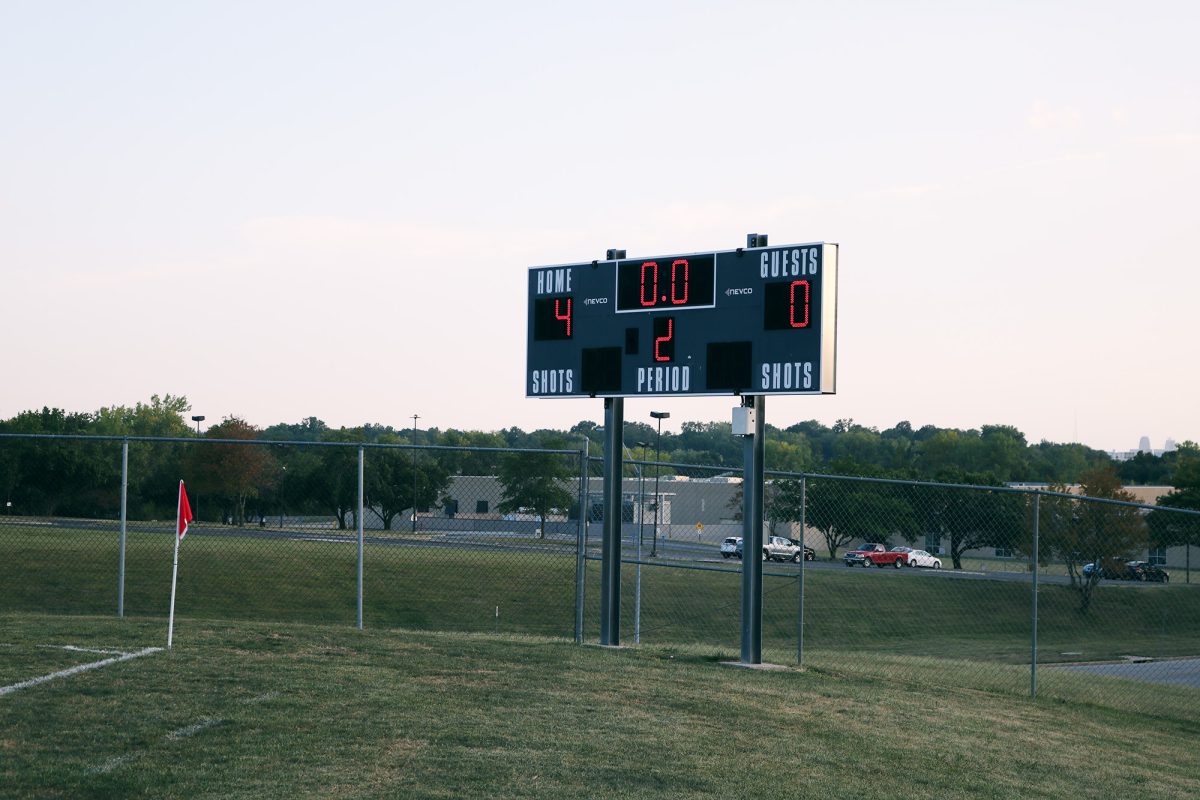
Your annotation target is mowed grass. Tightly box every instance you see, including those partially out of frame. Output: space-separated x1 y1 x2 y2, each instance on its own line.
4 522 1200 671
1 612 1198 799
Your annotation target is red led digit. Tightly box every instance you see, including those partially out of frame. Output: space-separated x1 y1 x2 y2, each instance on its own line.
790 280 810 328
654 318 673 362
640 261 659 307
555 297 572 337
670 259 689 305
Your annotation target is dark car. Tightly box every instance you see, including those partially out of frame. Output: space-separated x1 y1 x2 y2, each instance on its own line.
1083 559 1170 582
1126 561 1170 582
789 539 817 561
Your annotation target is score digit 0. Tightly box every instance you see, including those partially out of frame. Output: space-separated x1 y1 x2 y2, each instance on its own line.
764 279 812 331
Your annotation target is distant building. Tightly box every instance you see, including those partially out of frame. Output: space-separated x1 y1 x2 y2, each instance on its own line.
1108 436 1178 461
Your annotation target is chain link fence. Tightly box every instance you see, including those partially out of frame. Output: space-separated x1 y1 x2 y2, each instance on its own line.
0 434 585 638
3 433 1199 712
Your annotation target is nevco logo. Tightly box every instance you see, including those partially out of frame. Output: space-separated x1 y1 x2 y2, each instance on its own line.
583 297 608 305
725 287 753 296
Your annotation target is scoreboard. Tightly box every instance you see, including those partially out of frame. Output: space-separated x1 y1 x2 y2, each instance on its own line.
526 242 838 398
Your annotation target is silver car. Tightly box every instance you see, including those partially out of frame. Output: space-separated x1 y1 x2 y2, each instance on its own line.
720 537 741 559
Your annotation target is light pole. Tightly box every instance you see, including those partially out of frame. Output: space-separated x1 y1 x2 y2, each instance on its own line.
190 415 204 522
411 414 420 534
635 442 648 551
650 411 670 557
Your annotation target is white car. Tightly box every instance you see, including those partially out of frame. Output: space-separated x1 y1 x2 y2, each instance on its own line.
905 549 942 569
720 537 741 558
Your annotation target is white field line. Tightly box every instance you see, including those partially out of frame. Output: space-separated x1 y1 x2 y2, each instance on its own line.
81 687 274 774
167 717 221 740
0 647 162 697
37 645 133 656
89 754 137 775
244 691 280 704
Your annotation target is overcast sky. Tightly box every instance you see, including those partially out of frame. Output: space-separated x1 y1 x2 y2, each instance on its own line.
2 1 1196 451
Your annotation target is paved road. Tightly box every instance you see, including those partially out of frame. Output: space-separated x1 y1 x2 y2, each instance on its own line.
1051 658 1200 689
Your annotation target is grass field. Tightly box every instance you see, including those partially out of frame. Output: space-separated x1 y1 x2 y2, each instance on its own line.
4 523 1198 663
2 612 1198 799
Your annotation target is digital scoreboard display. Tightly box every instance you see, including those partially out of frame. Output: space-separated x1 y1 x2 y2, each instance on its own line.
526 242 838 397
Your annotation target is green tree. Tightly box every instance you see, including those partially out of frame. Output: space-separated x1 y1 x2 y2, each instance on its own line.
95 394 193 517
1037 466 1149 613
915 470 1024 570
316 429 366 530
724 478 808 538
433 429 507 476
0 407 111 516
364 438 451 530
1147 443 1200 576
497 438 575 539
806 478 920 559
186 417 279 525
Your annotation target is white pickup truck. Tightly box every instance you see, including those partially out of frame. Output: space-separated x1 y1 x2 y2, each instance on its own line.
763 536 810 562
735 535 815 562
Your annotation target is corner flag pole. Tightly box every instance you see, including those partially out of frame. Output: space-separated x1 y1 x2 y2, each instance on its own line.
167 479 190 649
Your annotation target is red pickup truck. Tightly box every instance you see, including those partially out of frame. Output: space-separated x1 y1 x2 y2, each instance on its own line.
843 543 911 569
843 543 887 567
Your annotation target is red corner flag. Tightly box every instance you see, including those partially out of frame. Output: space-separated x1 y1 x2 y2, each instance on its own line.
177 480 194 540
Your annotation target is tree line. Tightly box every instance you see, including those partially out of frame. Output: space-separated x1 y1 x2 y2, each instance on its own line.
2 398 1197 577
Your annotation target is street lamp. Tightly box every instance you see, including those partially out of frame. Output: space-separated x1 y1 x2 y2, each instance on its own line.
634 442 648 552
411 414 420 533
189 415 205 523
650 411 670 557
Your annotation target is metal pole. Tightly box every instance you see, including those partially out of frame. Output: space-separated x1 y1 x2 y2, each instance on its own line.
357 446 365 630
167 480 183 649
575 440 589 644
652 419 663 557
797 474 806 666
411 415 420 534
741 395 765 664
635 450 642 644
118 439 128 618
599 398 624 646
1031 491 1040 698
638 448 646 559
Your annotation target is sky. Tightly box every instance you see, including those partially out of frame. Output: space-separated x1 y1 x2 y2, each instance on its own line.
1 1 1197 452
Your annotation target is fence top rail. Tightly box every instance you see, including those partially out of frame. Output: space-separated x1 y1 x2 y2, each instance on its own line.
0 432 579 456
777 470 1200 517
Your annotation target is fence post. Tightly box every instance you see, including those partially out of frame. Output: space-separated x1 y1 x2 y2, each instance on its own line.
118 438 128 618
357 446 364 630
1031 490 1040 698
575 441 588 644
798 474 806 666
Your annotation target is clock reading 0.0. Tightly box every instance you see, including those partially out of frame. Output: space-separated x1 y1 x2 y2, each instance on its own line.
616 255 716 312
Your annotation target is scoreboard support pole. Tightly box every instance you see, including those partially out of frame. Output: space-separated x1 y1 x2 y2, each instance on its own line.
599 397 624 646
740 395 766 664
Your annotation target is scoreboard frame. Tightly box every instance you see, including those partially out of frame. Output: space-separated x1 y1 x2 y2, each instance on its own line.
526 241 838 399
